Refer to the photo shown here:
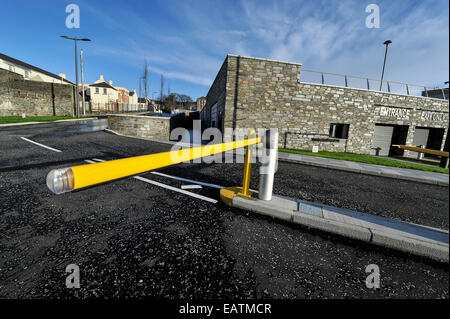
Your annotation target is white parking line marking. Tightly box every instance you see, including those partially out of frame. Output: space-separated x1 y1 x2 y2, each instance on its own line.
20 137 62 153
134 176 218 204
89 158 259 194
89 158 218 204
150 171 224 189
181 184 203 190
90 158 225 189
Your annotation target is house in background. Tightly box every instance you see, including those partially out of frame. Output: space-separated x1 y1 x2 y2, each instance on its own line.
196 96 206 111
86 74 139 106
86 75 118 104
0 53 73 85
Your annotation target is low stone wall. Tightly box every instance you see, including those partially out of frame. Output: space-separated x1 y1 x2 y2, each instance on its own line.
0 69 75 116
107 113 185 141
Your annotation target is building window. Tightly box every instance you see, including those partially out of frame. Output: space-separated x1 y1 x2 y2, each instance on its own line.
103 88 107 95
24 70 30 78
95 88 99 94
329 123 350 139
9 65 14 72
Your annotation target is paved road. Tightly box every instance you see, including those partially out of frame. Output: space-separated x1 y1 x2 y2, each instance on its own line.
0 122 448 298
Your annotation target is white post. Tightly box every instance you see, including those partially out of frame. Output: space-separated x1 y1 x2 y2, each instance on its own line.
259 129 279 201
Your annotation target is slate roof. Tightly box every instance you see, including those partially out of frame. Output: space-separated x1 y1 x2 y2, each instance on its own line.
89 81 117 90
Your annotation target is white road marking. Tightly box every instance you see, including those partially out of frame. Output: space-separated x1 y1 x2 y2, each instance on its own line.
89 158 260 193
84 160 96 164
90 158 225 189
181 184 203 190
150 171 224 189
20 137 62 153
89 158 218 204
134 176 218 204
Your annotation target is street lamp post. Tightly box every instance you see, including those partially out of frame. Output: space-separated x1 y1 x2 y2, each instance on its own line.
60 36 91 118
379 40 392 91
80 49 86 116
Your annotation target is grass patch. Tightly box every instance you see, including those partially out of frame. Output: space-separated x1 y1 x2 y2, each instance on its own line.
0 115 95 125
279 148 449 174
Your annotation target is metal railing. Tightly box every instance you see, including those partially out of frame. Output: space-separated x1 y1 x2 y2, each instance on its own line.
85 102 150 114
299 69 449 100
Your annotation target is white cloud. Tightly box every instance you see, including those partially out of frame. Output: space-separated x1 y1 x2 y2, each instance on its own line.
81 0 449 90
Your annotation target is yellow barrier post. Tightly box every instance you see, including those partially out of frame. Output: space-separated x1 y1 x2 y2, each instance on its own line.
238 130 255 198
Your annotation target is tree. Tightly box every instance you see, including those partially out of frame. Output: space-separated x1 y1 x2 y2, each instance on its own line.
160 93 193 113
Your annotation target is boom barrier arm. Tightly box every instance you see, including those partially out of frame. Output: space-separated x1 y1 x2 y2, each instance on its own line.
392 145 449 158
47 136 261 195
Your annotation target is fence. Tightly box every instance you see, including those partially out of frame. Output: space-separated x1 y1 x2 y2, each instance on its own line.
84 102 150 114
299 69 449 100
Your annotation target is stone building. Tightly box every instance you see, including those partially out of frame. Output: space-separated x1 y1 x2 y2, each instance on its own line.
201 54 449 157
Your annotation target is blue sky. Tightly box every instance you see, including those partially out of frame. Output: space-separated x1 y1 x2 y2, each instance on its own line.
1 0 448 99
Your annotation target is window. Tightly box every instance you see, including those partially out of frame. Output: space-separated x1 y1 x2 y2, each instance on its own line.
95 88 99 94
8 65 14 72
24 70 30 78
103 88 107 95
329 123 350 139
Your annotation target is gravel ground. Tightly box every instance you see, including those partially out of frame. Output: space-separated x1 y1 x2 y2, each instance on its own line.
0 121 448 298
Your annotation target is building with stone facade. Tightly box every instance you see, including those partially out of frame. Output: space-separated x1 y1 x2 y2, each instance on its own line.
201 54 449 157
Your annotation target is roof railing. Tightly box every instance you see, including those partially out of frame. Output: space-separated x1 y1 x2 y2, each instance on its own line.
299 69 449 100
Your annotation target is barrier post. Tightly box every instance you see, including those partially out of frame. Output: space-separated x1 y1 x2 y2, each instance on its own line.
258 129 279 201
238 130 256 198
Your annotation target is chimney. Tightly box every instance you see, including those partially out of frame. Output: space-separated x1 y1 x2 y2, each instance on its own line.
109 80 113 86
59 73 66 79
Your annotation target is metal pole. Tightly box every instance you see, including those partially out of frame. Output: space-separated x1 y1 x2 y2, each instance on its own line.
80 49 86 116
380 41 391 91
74 39 80 118
240 146 252 197
239 130 256 198
259 129 279 201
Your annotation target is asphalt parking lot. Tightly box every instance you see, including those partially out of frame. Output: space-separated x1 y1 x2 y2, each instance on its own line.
0 121 448 298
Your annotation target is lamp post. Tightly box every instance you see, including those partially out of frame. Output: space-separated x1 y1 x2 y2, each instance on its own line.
379 40 392 91
60 36 91 117
80 49 86 116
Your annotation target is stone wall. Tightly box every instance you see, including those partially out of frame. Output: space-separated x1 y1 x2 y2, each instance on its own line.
0 69 75 116
204 54 449 155
108 114 185 141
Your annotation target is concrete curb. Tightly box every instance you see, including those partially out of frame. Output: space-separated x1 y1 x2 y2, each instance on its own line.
231 194 449 263
278 156 449 187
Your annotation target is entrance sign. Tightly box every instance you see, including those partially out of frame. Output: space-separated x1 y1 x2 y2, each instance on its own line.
378 107 410 119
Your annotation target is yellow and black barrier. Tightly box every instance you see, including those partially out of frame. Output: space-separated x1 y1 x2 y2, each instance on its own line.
47 134 260 195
